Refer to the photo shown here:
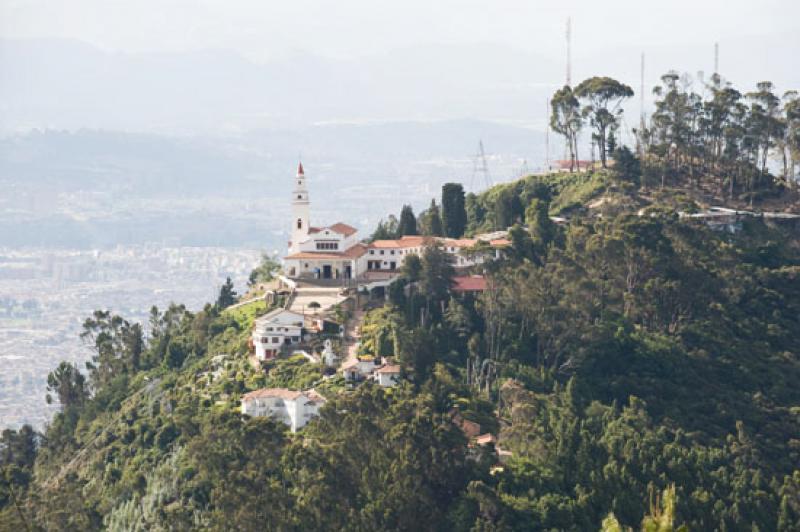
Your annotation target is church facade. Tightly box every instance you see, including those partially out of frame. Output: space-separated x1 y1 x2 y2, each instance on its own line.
282 163 509 283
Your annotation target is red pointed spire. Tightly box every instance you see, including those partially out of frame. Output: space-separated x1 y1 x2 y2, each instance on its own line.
297 162 304 176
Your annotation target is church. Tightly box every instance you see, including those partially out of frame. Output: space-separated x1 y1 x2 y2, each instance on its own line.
283 162 368 280
282 163 510 283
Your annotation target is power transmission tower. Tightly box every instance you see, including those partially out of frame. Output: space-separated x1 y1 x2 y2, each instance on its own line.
566 17 572 86
471 140 492 191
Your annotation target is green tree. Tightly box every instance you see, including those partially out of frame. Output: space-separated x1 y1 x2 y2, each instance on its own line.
525 198 557 254
45 361 87 410
402 253 423 282
371 215 400 240
421 199 444 236
441 183 467 238
248 253 281 286
747 81 785 178
216 277 237 309
575 76 634 168
614 145 642 186
551 85 583 172
419 244 456 316
494 187 523 230
397 204 418 236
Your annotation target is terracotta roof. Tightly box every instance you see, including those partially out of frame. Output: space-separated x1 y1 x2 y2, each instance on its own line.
441 238 477 247
475 433 497 445
452 275 488 292
242 387 326 403
330 222 358 236
375 364 401 374
285 243 367 260
304 389 326 403
368 235 507 250
369 235 428 249
307 223 358 237
242 388 303 400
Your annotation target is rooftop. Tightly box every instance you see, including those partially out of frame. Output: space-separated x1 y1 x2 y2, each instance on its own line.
285 243 367 260
308 222 358 237
452 275 488 292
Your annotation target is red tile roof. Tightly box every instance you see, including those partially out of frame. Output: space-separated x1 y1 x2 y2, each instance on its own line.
242 387 326 403
452 275 488 292
285 243 367 260
375 364 401 374
308 223 358 237
297 162 305 175
369 235 429 249
242 388 303 400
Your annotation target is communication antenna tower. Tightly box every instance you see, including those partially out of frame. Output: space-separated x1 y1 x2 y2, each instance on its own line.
545 97 551 171
518 159 530 177
471 140 492 191
566 17 572 86
640 53 645 125
638 53 646 155
714 42 719 75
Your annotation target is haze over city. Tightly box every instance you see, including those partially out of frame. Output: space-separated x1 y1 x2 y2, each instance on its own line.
1 0 798 428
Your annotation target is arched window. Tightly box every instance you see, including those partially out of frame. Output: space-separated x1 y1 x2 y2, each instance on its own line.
297 218 303 229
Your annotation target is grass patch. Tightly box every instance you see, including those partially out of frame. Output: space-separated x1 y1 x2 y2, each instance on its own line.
547 171 612 215
224 298 269 329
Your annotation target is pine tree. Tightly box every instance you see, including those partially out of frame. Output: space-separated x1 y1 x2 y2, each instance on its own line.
397 205 418 236
441 183 467 238
423 200 444 236
216 277 237 309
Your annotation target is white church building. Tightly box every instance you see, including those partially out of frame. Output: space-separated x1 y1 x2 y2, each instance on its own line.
282 163 510 284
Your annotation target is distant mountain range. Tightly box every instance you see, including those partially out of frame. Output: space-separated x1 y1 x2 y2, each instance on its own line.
2 36 798 135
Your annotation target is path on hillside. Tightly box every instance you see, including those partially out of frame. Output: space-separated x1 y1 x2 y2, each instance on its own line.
341 308 365 368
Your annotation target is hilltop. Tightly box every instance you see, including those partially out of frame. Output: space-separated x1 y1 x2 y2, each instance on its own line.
2 161 799 530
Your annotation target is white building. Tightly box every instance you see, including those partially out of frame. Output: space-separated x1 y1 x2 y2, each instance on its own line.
373 364 401 387
284 163 368 280
252 308 305 360
241 388 326 432
282 163 510 283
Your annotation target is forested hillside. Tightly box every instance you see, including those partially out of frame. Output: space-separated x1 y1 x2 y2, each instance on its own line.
2 71 800 531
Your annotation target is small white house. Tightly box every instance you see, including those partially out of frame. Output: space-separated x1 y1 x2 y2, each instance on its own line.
373 364 401 387
252 308 305 360
341 357 381 381
240 388 326 432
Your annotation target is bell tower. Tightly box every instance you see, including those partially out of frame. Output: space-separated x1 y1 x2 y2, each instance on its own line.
290 162 310 254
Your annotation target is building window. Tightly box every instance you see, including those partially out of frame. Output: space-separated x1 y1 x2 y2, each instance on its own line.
369 250 375 255
380 250 384 255
316 242 339 250
297 218 303 229
273 337 280 343
390 250 395 255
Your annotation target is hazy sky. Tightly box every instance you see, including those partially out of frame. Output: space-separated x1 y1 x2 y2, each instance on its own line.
2 0 798 62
